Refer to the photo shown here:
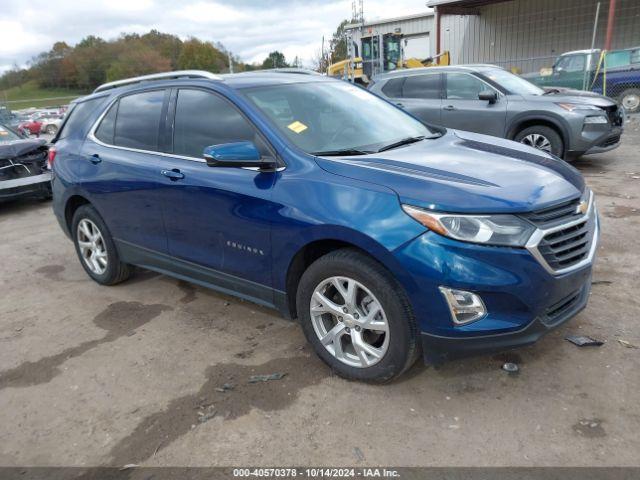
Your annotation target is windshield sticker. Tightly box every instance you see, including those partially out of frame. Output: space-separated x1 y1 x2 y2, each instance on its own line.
287 121 308 134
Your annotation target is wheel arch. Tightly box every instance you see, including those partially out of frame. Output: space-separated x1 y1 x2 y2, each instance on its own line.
281 229 416 321
64 194 92 234
507 113 570 157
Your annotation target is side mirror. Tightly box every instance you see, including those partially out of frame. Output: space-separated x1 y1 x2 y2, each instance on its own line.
478 90 498 104
203 141 276 169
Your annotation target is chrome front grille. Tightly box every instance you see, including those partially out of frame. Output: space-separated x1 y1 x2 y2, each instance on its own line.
525 190 598 275
522 197 582 229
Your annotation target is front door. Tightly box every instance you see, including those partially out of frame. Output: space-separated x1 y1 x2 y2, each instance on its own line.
157 88 277 297
441 72 507 137
551 54 587 89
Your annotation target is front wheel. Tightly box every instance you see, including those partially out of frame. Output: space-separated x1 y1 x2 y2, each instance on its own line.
619 88 640 114
45 124 58 135
71 205 132 285
514 125 564 158
296 249 419 382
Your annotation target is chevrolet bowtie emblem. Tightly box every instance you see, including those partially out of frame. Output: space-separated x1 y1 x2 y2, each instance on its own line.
576 201 588 215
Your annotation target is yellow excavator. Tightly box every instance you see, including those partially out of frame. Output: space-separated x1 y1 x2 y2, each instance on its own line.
327 51 450 85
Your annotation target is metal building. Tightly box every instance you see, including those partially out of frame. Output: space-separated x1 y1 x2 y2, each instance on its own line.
344 12 435 78
429 0 640 73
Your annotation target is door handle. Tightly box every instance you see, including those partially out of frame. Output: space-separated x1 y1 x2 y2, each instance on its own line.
90 154 102 164
161 169 185 181
443 105 456 111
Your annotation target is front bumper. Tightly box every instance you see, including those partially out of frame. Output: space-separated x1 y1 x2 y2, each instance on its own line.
0 172 52 201
393 196 598 364
421 279 591 363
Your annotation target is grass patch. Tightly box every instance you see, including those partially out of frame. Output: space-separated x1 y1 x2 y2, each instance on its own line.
0 81 88 110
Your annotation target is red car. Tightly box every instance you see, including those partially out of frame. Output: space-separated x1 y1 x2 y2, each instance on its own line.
19 118 42 136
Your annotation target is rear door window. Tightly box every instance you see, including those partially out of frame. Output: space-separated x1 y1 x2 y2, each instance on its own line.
114 90 165 151
172 89 267 159
402 74 441 99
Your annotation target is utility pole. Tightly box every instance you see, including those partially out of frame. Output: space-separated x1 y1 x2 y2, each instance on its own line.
604 0 617 51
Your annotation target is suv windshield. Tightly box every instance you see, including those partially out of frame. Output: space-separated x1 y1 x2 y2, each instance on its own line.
483 69 544 96
243 81 438 155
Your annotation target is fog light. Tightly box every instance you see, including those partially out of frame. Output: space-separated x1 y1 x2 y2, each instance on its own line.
439 287 487 325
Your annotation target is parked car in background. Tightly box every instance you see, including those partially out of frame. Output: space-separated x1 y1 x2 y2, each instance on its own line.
40 117 62 135
18 117 42 136
52 71 598 382
523 47 640 113
0 124 52 202
370 65 624 160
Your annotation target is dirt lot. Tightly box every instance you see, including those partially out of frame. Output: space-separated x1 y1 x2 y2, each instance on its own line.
1 124 639 468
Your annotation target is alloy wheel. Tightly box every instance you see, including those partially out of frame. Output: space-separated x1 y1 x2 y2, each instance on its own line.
77 219 108 275
622 93 640 112
520 133 552 153
310 276 389 368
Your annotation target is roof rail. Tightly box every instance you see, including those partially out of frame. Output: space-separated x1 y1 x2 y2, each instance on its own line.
94 70 223 93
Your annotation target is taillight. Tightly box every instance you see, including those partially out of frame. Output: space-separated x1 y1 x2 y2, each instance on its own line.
47 146 57 170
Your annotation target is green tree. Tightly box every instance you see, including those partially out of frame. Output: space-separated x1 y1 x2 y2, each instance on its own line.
178 39 227 72
106 46 171 81
261 51 288 69
329 20 349 64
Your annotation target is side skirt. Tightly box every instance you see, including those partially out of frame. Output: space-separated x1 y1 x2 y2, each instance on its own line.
115 239 290 317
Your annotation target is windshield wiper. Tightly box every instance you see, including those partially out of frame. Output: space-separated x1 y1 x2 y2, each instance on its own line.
312 148 373 156
376 136 427 153
542 88 561 95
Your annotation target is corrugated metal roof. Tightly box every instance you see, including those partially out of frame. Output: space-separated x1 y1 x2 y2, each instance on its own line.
345 11 434 30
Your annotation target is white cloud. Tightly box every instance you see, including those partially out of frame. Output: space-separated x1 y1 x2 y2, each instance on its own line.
0 0 431 70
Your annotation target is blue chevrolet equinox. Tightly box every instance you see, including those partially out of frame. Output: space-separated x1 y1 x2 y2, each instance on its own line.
51 70 599 382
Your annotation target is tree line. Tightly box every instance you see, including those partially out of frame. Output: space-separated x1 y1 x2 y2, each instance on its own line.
0 30 301 92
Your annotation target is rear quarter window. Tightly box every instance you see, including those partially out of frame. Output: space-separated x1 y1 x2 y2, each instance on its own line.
57 96 108 141
381 78 405 98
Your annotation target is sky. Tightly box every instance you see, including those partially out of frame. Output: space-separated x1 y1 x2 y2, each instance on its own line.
0 0 432 73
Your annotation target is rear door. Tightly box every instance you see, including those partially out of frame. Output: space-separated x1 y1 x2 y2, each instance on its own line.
84 89 170 253
157 87 276 293
440 72 507 137
391 73 443 125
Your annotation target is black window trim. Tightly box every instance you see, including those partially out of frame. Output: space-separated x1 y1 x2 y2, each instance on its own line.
166 86 281 166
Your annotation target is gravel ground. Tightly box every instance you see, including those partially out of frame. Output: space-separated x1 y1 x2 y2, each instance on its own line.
0 124 639 467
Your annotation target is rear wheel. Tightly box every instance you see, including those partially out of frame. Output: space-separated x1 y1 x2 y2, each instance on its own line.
514 125 564 158
619 88 640 114
296 249 419 382
71 205 132 285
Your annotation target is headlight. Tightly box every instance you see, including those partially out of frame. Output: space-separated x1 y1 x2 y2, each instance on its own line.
556 103 601 112
402 205 536 247
584 115 608 124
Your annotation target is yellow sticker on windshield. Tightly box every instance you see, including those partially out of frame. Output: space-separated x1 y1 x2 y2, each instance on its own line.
287 121 308 134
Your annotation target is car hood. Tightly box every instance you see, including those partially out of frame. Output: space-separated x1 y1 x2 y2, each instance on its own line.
314 130 585 213
0 138 47 160
525 89 617 107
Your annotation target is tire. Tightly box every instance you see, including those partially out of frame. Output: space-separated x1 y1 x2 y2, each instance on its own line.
71 204 132 285
514 125 564 158
45 124 58 135
618 88 640 114
296 248 419 383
